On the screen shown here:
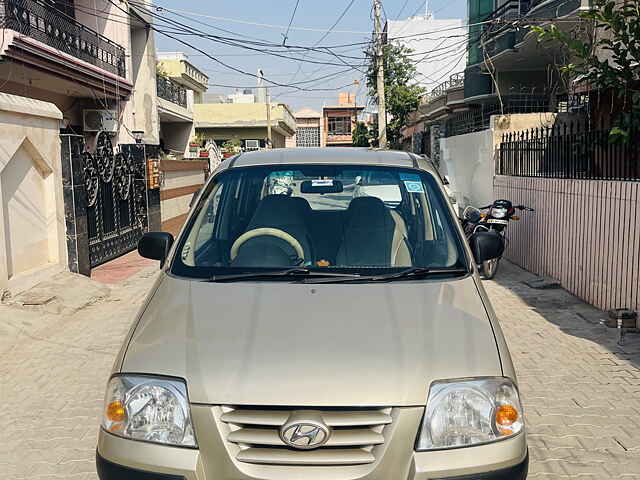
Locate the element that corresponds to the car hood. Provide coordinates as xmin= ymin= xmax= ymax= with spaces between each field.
xmin=122 ymin=274 xmax=501 ymax=406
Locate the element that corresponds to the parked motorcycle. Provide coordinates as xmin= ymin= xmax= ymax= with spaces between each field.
xmin=462 ymin=199 xmax=534 ymax=279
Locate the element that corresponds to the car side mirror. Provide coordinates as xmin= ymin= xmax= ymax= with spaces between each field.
xmin=462 ymin=206 xmax=482 ymax=223
xmin=138 ymin=232 xmax=174 ymax=267
xmin=355 ymin=175 xmax=363 ymax=186
xmin=469 ymin=231 xmax=504 ymax=264
xmin=189 ymin=188 xmax=201 ymax=208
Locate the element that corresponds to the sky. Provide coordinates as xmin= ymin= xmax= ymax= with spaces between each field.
xmin=153 ymin=0 xmax=468 ymax=112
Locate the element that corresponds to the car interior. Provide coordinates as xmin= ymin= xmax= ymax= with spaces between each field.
xmin=179 ymin=166 xmax=460 ymax=271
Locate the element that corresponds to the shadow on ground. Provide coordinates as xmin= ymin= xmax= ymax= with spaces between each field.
xmin=489 ymin=260 xmax=640 ymax=370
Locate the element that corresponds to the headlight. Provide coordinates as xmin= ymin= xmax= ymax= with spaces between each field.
xmin=101 ymin=375 xmax=197 ymax=448
xmin=491 ymin=207 xmax=508 ymax=219
xmin=416 ymin=378 xmax=523 ymax=451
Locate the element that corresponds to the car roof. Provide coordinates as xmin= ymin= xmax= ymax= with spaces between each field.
xmin=220 ymin=147 xmax=437 ymax=174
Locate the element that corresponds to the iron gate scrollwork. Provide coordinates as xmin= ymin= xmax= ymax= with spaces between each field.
xmin=81 ymin=132 xmax=149 ymax=267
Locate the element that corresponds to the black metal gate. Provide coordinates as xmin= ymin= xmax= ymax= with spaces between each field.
xmin=60 ymin=133 xmax=158 ymax=275
xmin=82 ymin=133 xmax=148 ymax=267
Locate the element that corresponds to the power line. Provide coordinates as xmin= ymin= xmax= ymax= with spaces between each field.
xmin=112 ymin=0 xmax=363 ymax=92
xmin=395 ymin=0 xmax=411 ymax=19
xmin=58 ymin=0 xmax=479 ymax=64
xmin=125 ymin=0 xmax=368 ymax=66
xmin=282 ymin=0 xmax=301 ymax=45
xmin=128 ymin=0 xmax=497 ymax=48
xmin=287 ymin=0 xmax=360 ymax=87
xmin=312 ymin=0 xmax=359 ymax=46
xmin=86 ymin=0 xmax=496 ymax=98
xmin=380 ymin=0 xmax=390 ymax=22
xmin=155 ymin=29 xmax=366 ymax=67
xmin=137 ymin=1 xmax=372 ymax=34
xmin=132 ymin=4 xmax=367 ymax=71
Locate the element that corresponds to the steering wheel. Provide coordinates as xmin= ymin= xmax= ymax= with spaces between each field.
xmin=230 ymin=228 xmax=305 ymax=262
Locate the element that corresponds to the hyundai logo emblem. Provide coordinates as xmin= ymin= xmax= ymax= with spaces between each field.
xmin=280 ymin=421 xmax=330 ymax=449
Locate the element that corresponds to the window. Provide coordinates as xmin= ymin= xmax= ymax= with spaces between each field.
xmin=296 ymin=127 xmax=321 ymax=147
xmin=172 ymin=165 xmax=466 ymax=278
xmin=328 ymin=117 xmax=351 ymax=136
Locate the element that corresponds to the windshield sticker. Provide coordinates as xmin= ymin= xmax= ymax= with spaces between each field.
xmin=399 ymin=173 xmax=421 ymax=182
xmin=404 ymin=180 xmax=425 ymax=193
xmin=311 ymin=179 xmax=334 ymax=187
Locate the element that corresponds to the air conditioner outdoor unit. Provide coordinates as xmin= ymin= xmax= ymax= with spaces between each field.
xmin=83 ymin=109 xmax=118 ymax=133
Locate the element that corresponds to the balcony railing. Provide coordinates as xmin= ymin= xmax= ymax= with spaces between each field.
xmin=1 ymin=0 xmax=126 ymax=77
xmin=423 ymin=72 xmax=466 ymax=102
xmin=483 ymin=0 xmax=529 ymax=37
xmin=157 ymin=74 xmax=188 ymax=108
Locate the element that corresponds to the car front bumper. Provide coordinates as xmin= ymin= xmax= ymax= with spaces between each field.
xmin=97 ymin=404 xmax=528 ymax=480
xmin=96 ymin=450 xmax=528 ymax=480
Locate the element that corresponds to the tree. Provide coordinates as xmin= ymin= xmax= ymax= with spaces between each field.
xmin=533 ymin=0 xmax=640 ymax=141
xmin=352 ymin=122 xmax=373 ymax=147
xmin=366 ymin=43 xmax=425 ymax=149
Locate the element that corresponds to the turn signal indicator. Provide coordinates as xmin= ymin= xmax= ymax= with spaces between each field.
xmin=106 ymin=401 xmax=126 ymax=422
xmin=495 ymin=405 xmax=519 ymax=435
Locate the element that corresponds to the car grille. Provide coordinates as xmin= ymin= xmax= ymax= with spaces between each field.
xmin=219 ymin=406 xmax=393 ymax=466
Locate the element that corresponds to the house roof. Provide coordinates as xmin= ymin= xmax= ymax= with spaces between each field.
xmin=295 ymin=107 xmax=321 ymax=118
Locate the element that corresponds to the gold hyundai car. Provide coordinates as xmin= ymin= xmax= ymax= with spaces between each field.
xmin=97 ymin=148 xmax=528 ymax=480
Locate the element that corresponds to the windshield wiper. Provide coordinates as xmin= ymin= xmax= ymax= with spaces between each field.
xmin=207 ymin=268 xmax=362 ymax=282
xmin=302 ymin=267 xmax=469 ymax=284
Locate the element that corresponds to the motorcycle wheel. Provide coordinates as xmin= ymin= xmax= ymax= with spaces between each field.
xmin=482 ymin=258 xmax=500 ymax=279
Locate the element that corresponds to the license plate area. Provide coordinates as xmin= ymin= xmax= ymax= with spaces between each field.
xmin=487 ymin=219 xmax=509 ymax=225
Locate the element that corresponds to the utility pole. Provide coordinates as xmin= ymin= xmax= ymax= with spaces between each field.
xmin=373 ymin=0 xmax=388 ymax=149
xmin=266 ymin=91 xmax=272 ymax=149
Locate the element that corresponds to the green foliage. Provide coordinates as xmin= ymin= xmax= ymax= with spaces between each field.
xmin=222 ymin=139 xmax=242 ymax=153
xmin=352 ymin=122 xmax=374 ymax=147
xmin=366 ymin=43 xmax=425 ymax=149
xmin=532 ymin=0 xmax=640 ymax=141
xmin=156 ymin=63 xmax=168 ymax=77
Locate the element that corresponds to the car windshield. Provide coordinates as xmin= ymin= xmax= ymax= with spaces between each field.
xmin=171 ymin=164 xmax=467 ymax=279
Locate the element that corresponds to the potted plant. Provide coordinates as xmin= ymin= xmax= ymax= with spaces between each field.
xmin=190 ymin=134 xmax=204 ymax=151
xmin=222 ymin=139 xmax=242 ymax=158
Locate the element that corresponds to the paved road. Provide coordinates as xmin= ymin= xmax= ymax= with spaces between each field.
xmin=0 ymin=265 xmax=159 ymax=480
xmin=487 ymin=264 xmax=640 ymax=478
xmin=2 ymin=261 xmax=640 ymax=479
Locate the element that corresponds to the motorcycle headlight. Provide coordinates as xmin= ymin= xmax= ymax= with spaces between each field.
xmin=101 ymin=375 xmax=197 ymax=448
xmin=416 ymin=378 xmax=523 ymax=451
xmin=491 ymin=207 xmax=508 ymax=219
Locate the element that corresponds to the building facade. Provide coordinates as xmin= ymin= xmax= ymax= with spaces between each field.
xmin=285 ymin=108 xmax=323 ymax=148
xmin=399 ymin=0 xmax=591 ymax=204
xmin=385 ymin=14 xmax=466 ymax=92
xmin=0 ymin=0 xmax=161 ymax=286
xmin=195 ymin=102 xmax=296 ymax=151
xmin=156 ymin=52 xmax=209 ymax=160
xmin=322 ymin=93 xmax=364 ymax=147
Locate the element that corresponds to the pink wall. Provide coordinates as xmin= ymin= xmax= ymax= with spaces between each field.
xmin=494 ymin=175 xmax=640 ymax=312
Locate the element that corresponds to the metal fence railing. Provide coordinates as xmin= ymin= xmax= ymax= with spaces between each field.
xmin=423 ymin=72 xmax=465 ymax=103
xmin=1 ymin=0 xmax=126 ymax=77
xmin=498 ymin=122 xmax=640 ymax=181
xmin=157 ymin=75 xmax=188 ymax=108
xmin=444 ymin=95 xmax=551 ymax=137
